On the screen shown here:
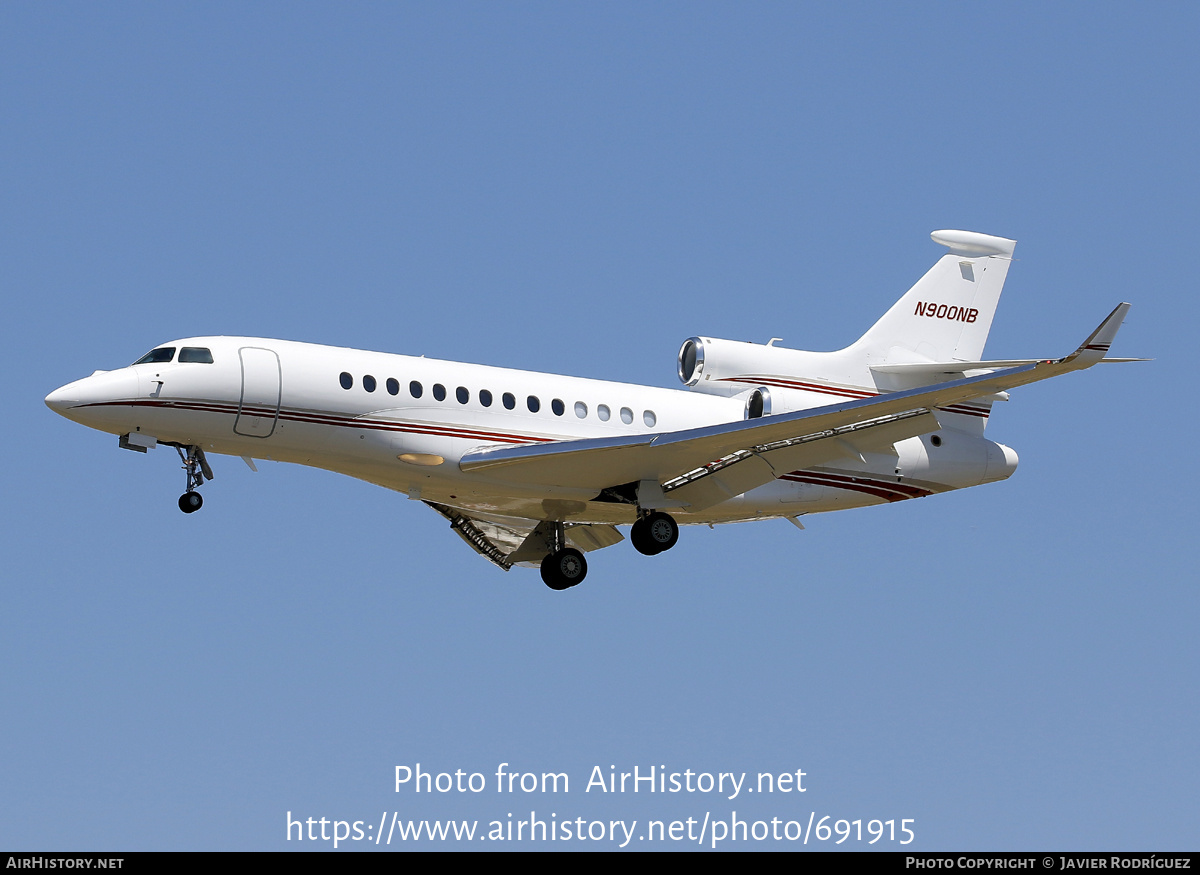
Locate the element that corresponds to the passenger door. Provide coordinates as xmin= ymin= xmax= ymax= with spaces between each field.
xmin=234 ymin=347 xmax=281 ymax=438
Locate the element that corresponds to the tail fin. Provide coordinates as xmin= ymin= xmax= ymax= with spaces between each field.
xmin=851 ymin=230 xmax=1017 ymax=365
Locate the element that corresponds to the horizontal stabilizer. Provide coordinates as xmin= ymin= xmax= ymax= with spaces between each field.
xmin=871 ymin=303 xmax=1144 ymax=377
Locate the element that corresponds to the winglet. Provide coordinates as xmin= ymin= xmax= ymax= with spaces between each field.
xmin=1065 ymin=302 xmax=1131 ymax=367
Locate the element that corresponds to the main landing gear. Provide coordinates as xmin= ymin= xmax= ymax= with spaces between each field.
xmin=630 ymin=510 xmax=679 ymax=556
xmin=540 ymin=512 xmax=679 ymax=589
xmin=540 ymin=521 xmax=588 ymax=590
xmin=541 ymin=548 xmax=587 ymax=591
xmin=173 ymin=444 xmax=213 ymax=514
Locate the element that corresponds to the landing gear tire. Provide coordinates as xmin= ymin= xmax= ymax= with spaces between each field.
xmin=631 ymin=518 xmax=659 ymax=555
xmin=541 ymin=548 xmax=587 ymax=590
xmin=173 ymin=445 xmax=212 ymax=514
xmin=632 ymin=512 xmax=679 ymax=555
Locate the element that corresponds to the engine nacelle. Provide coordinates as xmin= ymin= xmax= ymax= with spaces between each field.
xmin=679 ymin=336 xmax=793 ymax=390
xmin=679 ymin=336 xmax=842 ymax=416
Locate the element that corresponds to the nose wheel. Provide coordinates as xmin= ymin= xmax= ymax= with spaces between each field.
xmin=173 ymin=444 xmax=213 ymax=514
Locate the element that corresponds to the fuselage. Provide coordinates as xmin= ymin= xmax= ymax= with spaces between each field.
xmin=45 ymin=335 xmax=1018 ymax=526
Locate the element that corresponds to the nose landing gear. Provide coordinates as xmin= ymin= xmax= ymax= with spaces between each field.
xmin=173 ymin=444 xmax=213 ymax=514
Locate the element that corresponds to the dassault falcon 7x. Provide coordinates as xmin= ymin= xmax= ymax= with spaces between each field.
xmin=46 ymin=230 xmax=1139 ymax=589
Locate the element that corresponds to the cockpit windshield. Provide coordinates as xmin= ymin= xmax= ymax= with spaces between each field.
xmin=133 ymin=347 xmax=176 ymax=365
xmin=131 ymin=346 xmax=214 ymax=365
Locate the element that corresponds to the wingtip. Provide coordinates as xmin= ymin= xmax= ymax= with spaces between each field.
xmin=1073 ymin=302 xmax=1131 ymax=361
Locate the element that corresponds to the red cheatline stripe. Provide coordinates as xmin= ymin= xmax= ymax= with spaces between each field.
xmin=779 ymin=474 xmax=906 ymax=503
xmin=77 ymin=399 xmax=557 ymax=445
xmin=779 ymin=470 xmax=934 ymax=502
xmin=723 ymin=377 xmax=990 ymax=417
xmin=939 ymin=404 xmax=991 ymax=419
xmin=723 ymin=376 xmax=876 ymax=399
xmin=796 ymin=470 xmax=933 ymax=498
xmin=274 ymin=408 xmax=556 ymax=443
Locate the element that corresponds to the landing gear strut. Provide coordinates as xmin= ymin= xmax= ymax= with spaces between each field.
xmin=631 ymin=510 xmax=679 ymax=556
xmin=540 ymin=521 xmax=588 ymax=590
xmin=174 ymin=445 xmax=213 ymax=514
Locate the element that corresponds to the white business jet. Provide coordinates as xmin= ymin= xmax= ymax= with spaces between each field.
xmin=46 ymin=230 xmax=1138 ymax=589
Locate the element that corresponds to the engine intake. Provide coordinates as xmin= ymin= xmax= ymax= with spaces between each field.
xmin=745 ymin=387 xmax=771 ymax=419
xmin=678 ymin=338 xmax=705 ymax=385
xmin=678 ymin=336 xmax=819 ymax=395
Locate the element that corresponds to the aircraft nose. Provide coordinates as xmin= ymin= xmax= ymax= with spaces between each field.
xmin=45 ymin=370 xmax=138 ymax=426
xmin=45 ymin=382 xmax=78 ymax=414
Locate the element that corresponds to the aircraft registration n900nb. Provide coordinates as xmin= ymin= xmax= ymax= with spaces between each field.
xmin=46 ymin=230 xmax=1141 ymax=590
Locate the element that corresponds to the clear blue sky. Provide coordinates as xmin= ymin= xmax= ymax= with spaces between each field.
xmin=2 ymin=2 xmax=1195 ymax=850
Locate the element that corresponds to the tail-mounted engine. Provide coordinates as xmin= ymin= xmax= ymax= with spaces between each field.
xmin=678 ymin=336 xmax=828 ymax=390
xmin=678 ymin=333 xmax=999 ymax=431
xmin=678 ymin=336 xmax=835 ymax=418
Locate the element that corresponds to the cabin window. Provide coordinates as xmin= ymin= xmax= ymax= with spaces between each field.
xmin=433 ymin=384 xmax=446 ymax=401
xmin=479 ymin=389 xmax=493 ymax=407
xmin=178 ymin=347 xmax=213 ymax=364
xmin=527 ymin=395 xmax=540 ymax=413
xmin=134 ymin=347 xmax=176 ymax=365
xmin=503 ymin=392 xmax=516 ymax=410
xmin=551 ymin=398 xmax=565 ymax=416
xmin=339 ymin=372 xmax=353 ymax=390
xmin=386 ymin=378 xmax=399 ymax=395
xmin=597 ymin=404 xmax=611 ymax=422
xmin=363 ymin=375 xmax=377 ymax=393
xmin=410 ymin=381 xmax=423 ymax=398
xmin=643 ymin=410 xmax=657 ymax=427
xmin=620 ymin=406 xmax=633 ymax=424
xmin=574 ymin=401 xmax=588 ymax=418
xmin=456 ymin=386 xmax=469 ymax=404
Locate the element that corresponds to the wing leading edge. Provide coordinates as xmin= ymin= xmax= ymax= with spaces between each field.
xmin=460 ymin=304 xmax=1133 ymax=503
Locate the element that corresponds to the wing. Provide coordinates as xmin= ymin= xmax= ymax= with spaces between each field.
xmin=460 ymin=304 xmax=1132 ymax=509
